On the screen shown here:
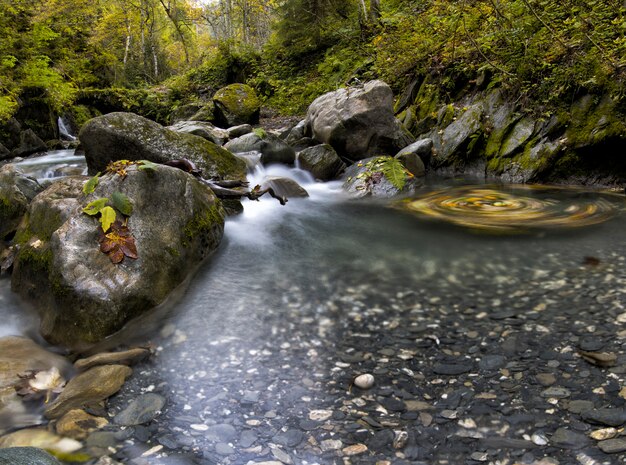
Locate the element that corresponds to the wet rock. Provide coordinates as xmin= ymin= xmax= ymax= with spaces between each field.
xmin=535 ymin=373 xmax=557 ymax=386
xmin=500 ymin=118 xmax=535 ymax=157
xmin=342 ymin=443 xmax=368 ymax=456
xmin=45 ymin=365 xmax=132 ymax=419
xmin=12 ymin=165 xmax=225 ymax=348
xmin=79 ymin=112 xmax=246 ymax=180
xmin=113 ymin=393 xmax=165 ymax=426
xmin=272 ymin=430 xmax=303 ymax=447
xmin=226 ymin=124 xmax=252 ymax=139
xmin=206 ymin=423 xmax=237 ymax=443
xmin=394 ymin=150 xmax=425 ymax=178
xmin=168 ymin=121 xmax=229 ymax=146
xmin=0 ymin=447 xmax=61 ymax=465
xmin=297 ymin=144 xmax=346 ymax=181
xmin=597 ymin=438 xmax=626 ymax=453
xmin=212 ymin=84 xmax=261 ymax=127
xmin=343 ymin=156 xmax=421 ymax=198
xmin=589 ymin=427 xmax=618 ymax=440
xmin=429 ymin=104 xmax=483 ymax=167
xmin=550 ymin=427 xmax=589 ymax=449
xmin=56 ymin=409 xmax=108 ymax=439
xmin=579 ymin=351 xmax=617 ymax=367
xmin=260 ymin=176 xmax=308 ymax=198
xmin=0 ymin=336 xmax=71 ymax=434
xmin=225 ymin=132 xmax=296 ymax=165
xmin=215 ymin=442 xmax=235 ymax=455
xmin=540 ymin=387 xmax=570 ymax=399
xmin=0 ymin=165 xmax=42 ymax=240
xmin=74 ymin=348 xmax=151 ymax=371
xmin=305 ymin=80 xmax=413 ymax=161
xmin=581 ymin=408 xmax=626 ymax=427
xmin=432 ymin=362 xmax=473 ymax=375
xmin=0 ymin=428 xmax=82 ymax=454
xmin=566 ymin=400 xmax=594 ymax=414
xmin=478 ymin=355 xmax=506 ymax=370
xmin=354 ymin=373 xmax=375 ymax=389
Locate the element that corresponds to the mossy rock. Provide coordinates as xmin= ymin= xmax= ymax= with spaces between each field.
xmin=0 ymin=165 xmax=43 ymax=241
xmin=343 ymin=156 xmax=421 ymax=198
xmin=79 ymin=112 xmax=246 ymax=181
xmin=212 ymin=84 xmax=261 ymax=128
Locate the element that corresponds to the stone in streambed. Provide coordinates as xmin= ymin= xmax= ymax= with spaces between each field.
xmin=597 ymin=438 xmax=626 ymax=453
xmin=225 ymin=132 xmax=296 ymax=165
xmin=0 ymin=428 xmax=82 ymax=455
xmin=114 ymin=393 xmax=165 ymax=426
xmin=551 ymin=427 xmax=589 ymax=449
xmin=581 ymin=408 xmax=626 ymax=427
xmin=56 ymin=409 xmax=108 ymax=439
xmin=45 ymin=365 xmax=132 ymax=419
xmin=354 ymin=374 xmax=375 ymax=389
xmin=74 ymin=348 xmax=151 ymax=371
xmin=0 ymin=165 xmax=42 ymax=241
xmin=432 ymin=363 xmax=473 ymax=375
xmin=213 ymin=84 xmax=261 ymax=127
xmin=297 ymin=144 xmax=346 ymax=181
xmin=260 ymin=177 xmax=308 ymax=198
xmin=0 ymin=447 xmax=61 ymax=465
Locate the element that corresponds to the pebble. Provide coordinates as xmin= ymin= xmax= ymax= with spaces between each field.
xmin=114 ymin=393 xmax=165 ymax=426
xmin=581 ymin=408 xmax=626 ymax=427
xmin=531 ymin=432 xmax=549 ymax=446
xmin=470 ymin=451 xmax=488 ymax=461
xmin=342 ymin=443 xmax=368 ymax=456
xmin=550 ymin=428 xmax=589 ymax=449
xmin=432 ymin=363 xmax=472 ymax=375
xmin=540 ymin=387 xmax=570 ymax=399
xmin=354 ymin=373 xmax=375 ymax=389
xmin=597 ymin=438 xmax=626 ymax=453
xmin=535 ymin=373 xmax=557 ymax=386
xmin=589 ymin=427 xmax=618 ymax=440
xmin=320 ymin=439 xmax=342 ymax=451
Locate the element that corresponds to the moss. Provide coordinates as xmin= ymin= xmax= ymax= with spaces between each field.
xmin=438 ymin=104 xmax=455 ymax=128
xmin=182 ymin=202 xmax=224 ymax=247
xmin=165 ymin=246 xmax=181 ymax=257
xmin=565 ymin=95 xmax=626 ymax=148
xmin=253 ymin=127 xmax=267 ymax=139
xmin=414 ymin=81 xmax=440 ymax=121
xmin=213 ymin=83 xmax=261 ymax=119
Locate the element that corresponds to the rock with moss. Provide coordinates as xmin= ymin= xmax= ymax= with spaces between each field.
xmin=395 ymin=138 xmax=432 ymax=175
xmin=297 ymin=144 xmax=346 ymax=180
xmin=0 ymin=447 xmax=61 ymax=465
xmin=169 ymin=103 xmax=206 ymax=124
xmin=79 ymin=112 xmax=246 ymax=181
xmin=343 ymin=156 xmax=421 ymax=198
xmin=212 ymin=84 xmax=261 ymax=127
xmin=11 ymin=166 xmax=225 ymax=349
xmin=0 ymin=165 xmax=43 ymax=241
xmin=168 ymin=121 xmax=229 ymax=146
xmin=304 ymin=80 xmax=414 ymax=161
xmin=225 ymin=132 xmax=295 ymax=165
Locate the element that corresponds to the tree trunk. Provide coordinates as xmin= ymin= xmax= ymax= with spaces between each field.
xmin=369 ymin=0 xmax=380 ymax=22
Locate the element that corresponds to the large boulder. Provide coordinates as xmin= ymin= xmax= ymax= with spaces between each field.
xmin=11 ymin=166 xmax=225 ymax=349
xmin=304 ymin=80 xmax=414 ymax=161
xmin=0 ymin=165 xmax=42 ymax=241
xmin=225 ymin=132 xmax=296 ymax=165
xmin=297 ymin=144 xmax=346 ymax=180
xmin=212 ymin=84 xmax=261 ymax=127
xmin=343 ymin=156 xmax=421 ymax=198
xmin=12 ymin=129 xmax=47 ymax=158
xmin=79 ymin=112 xmax=246 ymax=181
xmin=168 ymin=121 xmax=229 ymax=146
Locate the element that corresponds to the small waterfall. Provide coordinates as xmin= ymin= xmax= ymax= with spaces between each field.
xmin=57 ymin=116 xmax=76 ymax=141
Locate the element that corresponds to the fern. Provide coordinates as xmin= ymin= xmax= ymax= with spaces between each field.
xmin=380 ymin=158 xmax=409 ymax=190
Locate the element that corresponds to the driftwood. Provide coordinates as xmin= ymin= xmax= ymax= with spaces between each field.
xmin=163 ymin=159 xmax=287 ymax=205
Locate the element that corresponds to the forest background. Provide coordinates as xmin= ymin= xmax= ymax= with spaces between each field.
xmin=1 ymin=0 xmax=625 ymax=127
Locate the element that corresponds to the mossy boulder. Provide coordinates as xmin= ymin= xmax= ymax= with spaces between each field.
xmin=343 ymin=156 xmax=421 ymax=198
xmin=79 ymin=112 xmax=246 ymax=181
xmin=11 ymin=166 xmax=225 ymax=349
xmin=304 ymin=80 xmax=414 ymax=161
xmin=168 ymin=121 xmax=229 ymax=146
xmin=297 ymin=144 xmax=346 ymax=180
xmin=0 ymin=165 xmax=43 ymax=241
xmin=212 ymin=84 xmax=261 ymax=127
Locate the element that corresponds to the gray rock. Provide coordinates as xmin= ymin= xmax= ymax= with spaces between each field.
xmin=225 ymin=132 xmax=296 ymax=165
xmin=304 ymin=80 xmax=414 ymax=161
xmin=478 ymin=355 xmax=506 ymax=371
xmin=581 ymin=408 xmax=626 ymax=427
xmin=239 ymin=430 xmax=257 ymax=448
xmin=168 ymin=121 xmax=229 ymax=146
xmin=45 ymin=365 xmax=132 ymax=419
xmin=0 ymin=164 xmax=42 ymax=240
xmin=212 ymin=84 xmax=261 ymax=127
xmin=500 ymin=118 xmax=535 ymax=157
xmin=169 ymin=103 xmax=206 ymax=125
xmin=12 ymin=166 xmax=224 ymax=348
xmin=12 ymin=129 xmax=47 ymax=158
xmin=206 ymin=423 xmax=238 ymax=442
xmin=540 ymin=387 xmax=570 ymax=399
xmin=273 ymin=429 xmax=303 ymax=447
xmin=114 ymin=393 xmax=166 ymax=426
xmin=297 ymin=144 xmax=346 ymax=180
xmin=0 ymin=143 xmax=10 ymax=161
xmin=429 ymin=104 xmax=483 ymax=167
xmin=550 ymin=427 xmax=589 ymax=449
xmin=227 ymin=124 xmax=252 ymax=138
xmin=79 ymin=112 xmax=246 ymax=181
xmin=0 ymin=447 xmax=60 ymax=465
xmin=432 ymin=363 xmax=473 ymax=375
xmin=395 ymin=138 xmax=433 ymax=167
xmin=597 ymin=438 xmax=626 ymax=453
xmin=260 ymin=177 xmax=309 ymax=199
xmin=284 ymin=120 xmax=306 ymax=145
xmin=395 ymin=151 xmax=425 ymax=178
xmin=343 ymin=156 xmax=421 ymax=198
xmin=215 ymin=442 xmax=235 ymax=455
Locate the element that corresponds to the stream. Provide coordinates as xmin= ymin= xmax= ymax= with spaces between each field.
xmin=2 ymin=151 xmax=626 ymax=464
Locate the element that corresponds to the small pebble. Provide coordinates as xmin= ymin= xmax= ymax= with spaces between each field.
xmin=354 ymin=374 xmax=375 ymax=389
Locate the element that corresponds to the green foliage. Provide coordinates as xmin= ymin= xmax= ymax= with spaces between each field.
xmin=380 ymin=157 xmax=410 ymax=190
xmin=99 ymin=206 xmax=117 ymax=232
xmin=111 ymin=191 xmax=133 ymax=216
xmin=83 ymin=173 xmax=100 ymax=195
xmin=82 ymin=198 xmax=109 ymax=216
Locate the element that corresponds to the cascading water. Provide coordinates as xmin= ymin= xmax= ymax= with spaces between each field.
xmin=57 ymin=116 xmax=76 ymax=141
xmin=12 ymin=149 xmax=87 ymax=182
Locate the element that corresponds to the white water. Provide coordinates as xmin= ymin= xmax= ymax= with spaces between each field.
xmin=13 ymin=149 xmax=87 ymax=182
xmin=57 ymin=116 xmax=76 ymax=141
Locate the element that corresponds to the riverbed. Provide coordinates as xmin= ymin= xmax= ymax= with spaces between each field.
xmin=2 ymin=152 xmax=626 ymax=464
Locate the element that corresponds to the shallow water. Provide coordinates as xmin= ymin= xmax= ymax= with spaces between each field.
xmin=2 ymin=154 xmax=626 ymax=463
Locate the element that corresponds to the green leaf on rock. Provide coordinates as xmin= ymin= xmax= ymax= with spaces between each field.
xmin=137 ymin=160 xmax=158 ymax=171
xmin=83 ymin=173 xmax=101 ymax=195
xmin=381 ymin=158 xmax=409 ymax=190
xmin=111 ymin=191 xmax=133 ymax=216
xmin=82 ymin=197 xmax=109 ymax=216
xmin=99 ymin=206 xmax=116 ymax=232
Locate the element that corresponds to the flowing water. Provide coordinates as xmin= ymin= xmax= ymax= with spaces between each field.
xmin=2 ymin=151 xmax=626 ymax=463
